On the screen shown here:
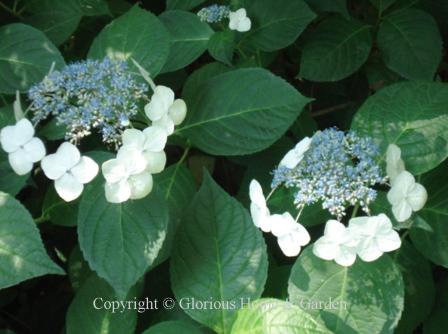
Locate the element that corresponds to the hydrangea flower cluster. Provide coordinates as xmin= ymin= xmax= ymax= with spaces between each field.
xmin=272 ymin=128 xmax=386 ymax=219
xmin=198 ymin=5 xmax=251 ymax=32
xmin=27 ymin=58 xmax=148 ymax=145
xmin=249 ymin=129 xmax=428 ymax=267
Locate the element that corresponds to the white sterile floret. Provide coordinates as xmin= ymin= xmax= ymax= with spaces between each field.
xmin=0 ymin=119 xmax=46 ymax=175
xmin=228 ymin=8 xmax=251 ymax=32
xmin=348 ymin=214 xmax=401 ymax=262
xmin=279 ymin=137 xmax=312 ymax=169
xmin=313 ymin=220 xmax=359 ymax=266
xmin=121 ymin=127 xmax=167 ymax=174
xmin=387 ymin=171 xmax=427 ymax=222
xmin=249 ymin=179 xmax=272 ymax=232
xmin=270 ymin=212 xmax=310 ymax=257
xmin=144 ymin=85 xmax=187 ymax=135
xmin=386 ymin=144 xmax=405 ymax=184
xmin=41 ymin=142 xmax=98 ymax=202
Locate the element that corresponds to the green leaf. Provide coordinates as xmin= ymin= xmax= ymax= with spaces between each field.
xmin=208 ymin=31 xmax=235 ymax=66
xmin=177 ymin=68 xmax=311 ymax=156
xmin=88 ymin=5 xmax=170 ymax=77
xmin=423 ymin=278 xmax=448 ymax=334
xmin=77 ymin=179 xmax=168 ymax=297
xmin=170 ymin=173 xmax=268 ymax=333
xmin=159 ymin=10 xmax=213 ymax=73
xmin=238 ymin=0 xmax=316 ymax=52
xmin=152 ymin=163 xmax=196 ymax=266
xmin=305 ymin=0 xmax=349 ymax=18
xmin=351 ymin=81 xmax=448 ymax=175
xmin=25 ymin=0 xmax=82 ymax=45
xmin=0 ymin=23 xmax=65 ymax=94
xmin=0 ymin=192 xmax=64 ymax=289
xmin=369 ymin=0 xmax=397 ymax=12
xmin=410 ymin=160 xmax=448 ymax=268
xmin=299 ymin=17 xmax=372 ymax=82
xmin=68 ymin=246 xmax=92 ymax=291
xmin=38 ymin=118 xmax=66 ymax=141
xmin=66 ymin=274 xmax=137 ymax=334
xmin=288 ymin=247 xmax=404 ymax=334
xmin=394 ymin=241 xmax=435 ymax=334
xmin=377 ymin=9 xmax=442 ymax=80
xmin=42 ymin=186 xmax=79 ymax=227
xmin=166 ymin=0 xmax=206 ymax=11
xmin=231 ymin=298 xmax=332 ymax=334
xmin=142 ymin=320 xmax=202 ymax=334
xmin=77 ymin=0 xmax=110 ymax=16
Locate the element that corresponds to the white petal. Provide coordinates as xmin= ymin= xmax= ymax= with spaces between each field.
xmin=143 ymin=126 xmax=168 ymax=152
xmin=8 ymin=149 xmax=32 ymax=175
xmin=144 ymin=96 xmax=166 ymax=121
xmin=277 ymin=234 xmax=301 ymax=257
xmin=249 ymin=179 xmax=267 ymax=208
xmin=54 ymin=173 xmax=84 ymax=202
xmin=313 ymin=238 xmax=338 ymax=261
xmin=323 ymin=220 xmax=347 ymax=241
xmin=237 ymin=17 xmax=251 ymax=32
xmin=250 ymin=202 xmax=271 ymax=232
xmin=122 ymin=128 xmax=145 ymax=149
xmin=22 ymin=137 xmax=46 ymax=162
xmin=0 ymin=118 xmax=34 ymax=152
xmin=101 ymin=158 xmax=127 ymax=183
xmin=291 ymin=223 xmax=311 ymax=246
xmin=235 ymin=8 xmax=247 ymax=19
xmin=270 ymin=212 xmax=295 ymax=237
xmin=168 ymin=99 xmax=187 ymax=125
xmin=55 ymin=142 xmax=81 ymax=170
xmin=116 ymin=147 xmax=147 ymax=175
xmin=279 ymin=137 xmax=312 ymax=169
xmin=347 ymin=216 xmax=371 ymax=233
xmin=408 ymin=183 xmax=427 ymax=212
xmin=70 ymin=156 xmax=99 ymax=184
xmin=386 ymin=144 xmax=405 ymax=182
xmin=143 ymin=151 xmax=166 ymax=174
xmin=128 ymin=171 xmax=153 ymax=200
xmin=392 ymin=200 xmax=412 ymax=222
xmin=357 ymin=239 xmax=383 ymax=262
xmin=387 ymin=171 xmax=415 ymax=205
xmin=152 ymin=114 xmax=175 ymax=135
xmin=334 ymin=248 xmax=357 ymax=267
xmin=377 ymin=229 xmax=401 ymax=253
xmin=105 ymin=180 xmax=131 ymax=203
xmin=41 ymin=154 xmax=69 ymax=180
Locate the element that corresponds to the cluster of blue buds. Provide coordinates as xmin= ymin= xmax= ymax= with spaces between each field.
xmin=272 ymin=128 xmax=387 ymax=219
xmin=197 ymin=4 xmax=230 ymax=23
xmin=28 ymin=58 xmax=148 ymax=145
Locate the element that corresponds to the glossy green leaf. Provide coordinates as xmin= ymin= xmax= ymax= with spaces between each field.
xmin=378 ymin=9 xmax=442 ymax=80
xmin=369 ymin=0 xmax=397 ymax=12
xmin=238 ymin=0 xmax=316 ymax=52
xmin=78 ymin=179 xmax=168 ymax=297
xmin=77 ymin=0 xmax=110 ymax=16
xmin=42 ymin=186 xmax=79 ymax=227
xmin=177 ymin=67 xmax=311 ymax=155
xmin=423 ymin=278 xmax=448 ymax=334
xmin=231 ymin=298 xmax=332 ymax=334
xmin=88 ymin=5 xmax=170 ymax=77
xmin=410 ymin=160 xmax=448 ymax=268
xmin=0 ymin=192 xmax=64 ymax=289
xmin=160 ymin=10 xmax=213 ymax=73
xmin=351 ymin=81 xmax=448 ymax=175
xmin=170 ymin=173 xmax=268 ymax=333
xmin=299 ymin=17 xmax=372 ymax=82
xmin=166 ymin=0 xmax=206 ymax=11
xmin=142 ymin=320 xmax=202 ymax=334
xmin=305 ymin=0 xmax=349 ymax=18
xmin=66 ymin=274 xmax=137 ymax=334
xmin=208 ymin=31 xmax=235 ymax=65
xmin=0 ymin=23 xmax=65 ymax=94
xmin=288 ymin=247 xmax=404 ymax=334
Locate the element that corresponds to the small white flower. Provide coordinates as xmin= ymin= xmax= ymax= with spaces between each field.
xmin=348 ymin=214 xmax=401 ymax=262
xmin=41 ymin=142 xmax=98 ymax=202
xmin=121 ymin=127 xmax=167 ymax=174
xmin=0 ymin=119 xmax=46 ymax=175
xmin=144 ymin=86 xmax=187 ymax=135
xmin=270 ymin=212 xmax=310 ymax=257
xmin=279 ymin=137 xmax=312 ymax=169
xmin=386 ymin=144 xmax=405 ymax=183
xmin=313 ymin=220 xmax=359 ymax=267
xmin=102 ymin=147 xmax=153 ymax=203
xmin=228 ymin=8 xmax=251 ymax=32
xmin=387 ymin=171 xmax=427 ymax=222
xmin=249 ymin=179 xmax=272 ymax=232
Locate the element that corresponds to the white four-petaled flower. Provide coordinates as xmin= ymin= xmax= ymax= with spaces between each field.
xmin=387 ymin=171 xmax=427 ymax=222
xmin=228 ymin=8 xmax=251 ymax=32
xmin=249 ymin=179 xmax=272 ymax=232
xmin=41 ymin=142 xmax=98 ymax=202
xmin=348 ymin=214 xmax=401 ymax=262
xmin=279 ymin=137 xmax=312 ymax=169
xmin=144 ymin=85 xmax=187 ymax=135
xmin=386 ymin=144 xmax=405 ymax=184
xmin=313 ymin=220 xmax=358 ymax=266
xmin=0 ymin=119 xmax=46 ymax=175
xmin=270 ymin=212 xmax=310 ymax=257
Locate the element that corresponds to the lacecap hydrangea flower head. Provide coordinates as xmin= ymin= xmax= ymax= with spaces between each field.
xmin=0 ymin=57 xmax=187 ymax=204
xmin=249 ymin=128 xmax=428 ymax=267
xmin=198 ymin=4 xmax=251 ymax=32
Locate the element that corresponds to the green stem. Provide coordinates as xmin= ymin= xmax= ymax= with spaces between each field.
xmin=0 ymin=0 xmax=23 ymax=18
xmin=351 ymin=204 xmax=360 ymax=219
xmin=177 ymin=144 xmax=191 ymax=166
xmin=34 ymin=214 xmax=49 ymax=224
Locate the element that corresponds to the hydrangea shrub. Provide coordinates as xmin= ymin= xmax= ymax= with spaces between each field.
xmin=0 ymin=1 xmax=447 ymax=333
